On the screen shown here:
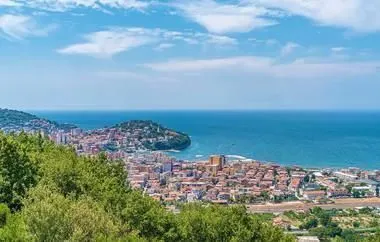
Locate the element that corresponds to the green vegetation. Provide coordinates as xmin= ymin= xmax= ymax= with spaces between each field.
xmin=117 ymin=120 xmax=191 ymax=151
xmin=282 ymin=206 xmax=380 ymax=241
xmin=0 ymin=132 xmax=292 ymax=241
xmin=0 ymin=108 xmax=76 ymax=132
xmin=0 ymin=109 xmax=40 ymax=126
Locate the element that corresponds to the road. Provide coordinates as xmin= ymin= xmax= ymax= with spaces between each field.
xmin=246 ymin=198 xmax=380 ymax=213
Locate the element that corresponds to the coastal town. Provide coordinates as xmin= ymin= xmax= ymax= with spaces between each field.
xmin=1 ymin=109 xmax=379 ymax=206
xmin=50 ymin=120 xmax=191 ymax=154
xmin=0 ymin=109 xmax=191 ymax=154
xmin=2 ymin=109 xmax=380 ymax=241
xmin=125 ymin=153 xmax=380 ymax=206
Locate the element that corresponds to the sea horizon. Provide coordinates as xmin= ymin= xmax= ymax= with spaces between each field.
xmin=30 ymin=110 xmax=380 ymax=170
xmin=23 ymin=108 xmax=380 ymax=113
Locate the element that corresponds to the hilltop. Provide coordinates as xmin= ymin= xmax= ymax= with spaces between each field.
xmin=73 ymin=120 xmax=191 ymax=154
xmin=0 ymin=109 xmax=191 ymax=153
xmin=113 ymin=120 xmax=191 ymax=151
xmin=0 ymin=108 xmax=76 ymax=133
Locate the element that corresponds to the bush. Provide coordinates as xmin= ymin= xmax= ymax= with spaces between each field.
xmin=353 ymin=221 xmax=360 ymax=228
xmin=300 ymin=218 xmax=318 ymax=230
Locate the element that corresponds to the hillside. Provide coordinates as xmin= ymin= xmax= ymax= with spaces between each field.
xmin=0 ymin=108 xmax=76 ymax=132
xmin=0 ymin=132 xmax=295 ymax=241
xmin=0 ymin=109 xmax=190 ymax=153
xmin=113 ymin=120 xmax=191 ymax=151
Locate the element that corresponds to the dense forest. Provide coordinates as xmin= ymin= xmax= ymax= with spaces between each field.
xmin=0 ymin=131 xmax=293 ymax=241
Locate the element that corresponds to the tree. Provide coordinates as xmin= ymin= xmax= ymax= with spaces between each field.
xmin=319 ymin=213 xmax=332 ymax=226
xmin=0 ymin=133 xmax=296 ymax=242
xmin=353 ymin=190 xmax=361 ymax=198
xmin=0 ymin=136 xmax=38 ymax=211
xmin=176 ymin=204 xmax=294 ymax=242
xmin=352 ymin=221 xmax=360 ymax=228
xmin=0 ymin=204 xmax=10 ymax=228
xmin=361 ymin=190 xmax=366 ymax=197
xmin=22 ymin=186 xmax=128 ymax=241
xmin=260 ymin=191 xmax=270 ymax=201
xmin=310 ymin=223 xmax=342 ymax=239
xmin=300 ymin=218 xmax=318 ymax=230
xmin=340 ymin=229 xmax=360 ymax=242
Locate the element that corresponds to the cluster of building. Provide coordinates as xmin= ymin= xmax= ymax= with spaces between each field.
xmin=3 ymin=115 xmax=379 ymax=205
xmin=125 ymin=153 xmax=380 ymax=204
xmin=48 ymin=123 xmax=177 ymax=155
xmin=1 ymin=119 xmax=60 ymax=134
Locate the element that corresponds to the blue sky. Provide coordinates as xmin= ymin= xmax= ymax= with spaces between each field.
xmin=1 ymin=0 xmax=380 ymax=110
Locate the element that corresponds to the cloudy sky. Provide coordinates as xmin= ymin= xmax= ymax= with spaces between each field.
xmin=1 ymin=0 xmax=380 ymax=110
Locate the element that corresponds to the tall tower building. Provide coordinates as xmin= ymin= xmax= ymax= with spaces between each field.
xmin=209 ymin=155 xmax=226 ymax=171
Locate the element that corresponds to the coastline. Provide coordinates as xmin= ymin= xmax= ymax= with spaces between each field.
xmin=34 ymin=110 xmax=380 ymax=170
xmin=168 ymin=151 xmax=378 ymax=171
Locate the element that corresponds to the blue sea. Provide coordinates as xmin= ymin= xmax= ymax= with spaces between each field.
xmin=33 ymin=110 xmax=380 ymax=170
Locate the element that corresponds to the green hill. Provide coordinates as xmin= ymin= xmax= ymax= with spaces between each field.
xmin=114 ymin=120 xmax=191 ymax=151
xmin=0 ymin=108 xmax=76 ymax=132
xmin=0 ymin=132 xmax=294 ymax=241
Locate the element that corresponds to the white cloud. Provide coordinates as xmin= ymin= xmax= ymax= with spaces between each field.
xmin=3 ymin=0 xmax=380 ymax=34
xmin=203 ymin=34 xmax=237 ymax=45
xmin=143 ymin=56 xmax=380 ymax=78
xmin=154 ymin=43 xmax=174 ymax=51
xmin=172 ymin=0 xmax=280 ymax=33
xmin=94 ymin=70 xmax=179 ymax=83
xmin=281 ymin=42 xmax=300 ymax=56
xmin=58 ymin=28 xmax=157 ymax=58
xmin=173 ymin=0 xmax=380 ymax=34
xmin=143 ymin=56 xmax=274 ymax=72
xmin=331 ymin=47 xmax=346 ymax=52
xmin=0 ymin=0 xmax=20 ymax=6
xmin=6 ymin=0 xmax=150 ymax=12
xmin=0 ymin=14 xmax=55 ymax=40
xmin=253 ymin=0 xmax=380 ymax=33
xmin=95 ymin=70 xmax=149 ymax=80
xmin=249 ymin=38 xmax=279 ymax=46
xmin=58 ymin=27 xmax=237 ymax=57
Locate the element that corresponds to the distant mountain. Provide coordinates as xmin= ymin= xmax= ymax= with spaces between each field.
xmin=0 ymin=108 xmax=76 ymax=133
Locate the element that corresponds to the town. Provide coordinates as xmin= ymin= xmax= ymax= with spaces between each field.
xmin=1 ymin=109 xmax=379 ymax=206
xmin=2 ymin=109 xmax=380 ymax=241
xmin=125 ymin=153 xmax=380 ymax=205
xmin=0 ymin=108 xmax=191 ymax=154
xmin=50 ymin=120 xmax=191 ymax=154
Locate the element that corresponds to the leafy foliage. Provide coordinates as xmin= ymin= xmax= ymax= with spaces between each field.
xmin=0 ymin=132 xmax=294 ymax=241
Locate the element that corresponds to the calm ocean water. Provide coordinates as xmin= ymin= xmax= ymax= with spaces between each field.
xmin=33 ymin=110 xmax=380 ymax=170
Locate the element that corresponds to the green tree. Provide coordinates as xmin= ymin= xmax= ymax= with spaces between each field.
xmin=176 ymin=203 xmax=294 ymax=242
xmin=353 ymin=190 xmax=361 ymax=198
xmin=0 ymin=136 xmax=38 ymax=211
xmin=300 ymin=218 xmax=318 ymax=230
xmin=319 ymin=213 xmax=332 ymax=226
xmin=340 ymin=229 xmax=360 ymax=242
xmin=352 ymin=221 xmax=360 ymax=228
xmin=0 ymin=204 xmax=10 ymax=228
xmin=0 ymin=133 xmax=296 ymax=242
